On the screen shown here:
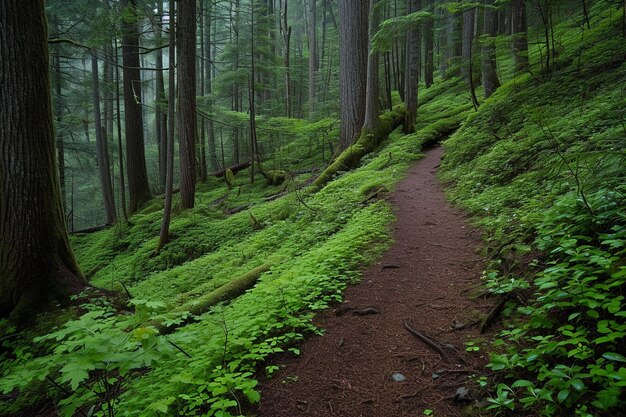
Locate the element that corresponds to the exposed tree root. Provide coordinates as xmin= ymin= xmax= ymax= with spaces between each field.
xmin=404 ymin=320 xmax=452 ymax=363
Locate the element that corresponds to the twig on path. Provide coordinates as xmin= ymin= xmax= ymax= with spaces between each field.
xmin=395 ymin=383 xmax=432 ymax=402
xmin=480 ymin=293 xmax=513 ymax=333
xmin=352 ymin=307 xmax=380 ymax=316
xmin=403 ymin=320 xmax=452 ymax=363
xmin=379 ymin=263 xmax=401 ymax=272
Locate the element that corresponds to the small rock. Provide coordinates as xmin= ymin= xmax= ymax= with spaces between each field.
xmin=432 ymin=371 xmax=440 ymax=380
xmin=392 ymin=373 xmax=406 ymax=382
xmin=454 ymin=387 xmax=471 ymax=402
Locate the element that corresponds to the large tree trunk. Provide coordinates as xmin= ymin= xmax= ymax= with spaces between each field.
xmin=338 ymin=0 xmax=369 ymax=151
xmin=178 ymin=0 xmax=197 ymax=209
xmin=92 ymin=51 xmax=117 ymax=224
xmin=363 ymin=0 xmax=381 ymax=133
xmin=0 ymin=0 xmax=86 ymax=320
xmin=511 ymin=0 xmax=528 ymax=71
xmin=404 ymin=0 xmax=421 ymax=134
xmin=121 ymin=0 xmax=152 ymax=213
xmin=482 ymin=0 xmax=501 ymax=98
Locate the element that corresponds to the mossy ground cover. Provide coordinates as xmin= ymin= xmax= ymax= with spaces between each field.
xmin=440 ymin=4 xmax=626 ymax=416
xmin=0 ymin=77 xmax=470 ymax=415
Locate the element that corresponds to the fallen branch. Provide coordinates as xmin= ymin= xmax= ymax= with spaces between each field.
xmin=209 ymin=161 xmax=251 ymax=178
xmin=404 ymin=320 xmax=452 ymax=363
xmin=69 ymin=223 xmax=112 ymax=235
xmin=480 ymin=293 xmax=513 ymax=333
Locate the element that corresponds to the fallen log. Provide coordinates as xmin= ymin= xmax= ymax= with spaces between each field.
xmin=69 ymin=223 xmax=112 ymax=235
xmin=312 ymin=105 xmax=407 ymax=190
xmin=156 ymin=263 xmax=271 ymax=334
xmin=209 ymin=161 xmax=251 ymax=178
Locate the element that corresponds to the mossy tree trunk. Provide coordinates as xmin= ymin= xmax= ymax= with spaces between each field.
xmin=338 ymin=0 xmax=369 ymax=151
xmin=0 ymin=0 xmax=86 ymax=320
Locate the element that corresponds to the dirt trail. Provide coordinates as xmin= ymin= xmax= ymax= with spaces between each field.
xmin=257 ymin=146 xmax=494 ymax=417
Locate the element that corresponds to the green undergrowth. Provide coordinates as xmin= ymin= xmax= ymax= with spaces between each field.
xmin=1 ymin=81 xmax=470 ymax=416
xmin=440 ymin=5 xmax=626 ymax=416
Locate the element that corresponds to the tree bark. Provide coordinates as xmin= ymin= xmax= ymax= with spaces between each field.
xmin=308 ymin=0 xmax=318 ymax=119
xmin=423 ymin=0 xmax=434 ymax=88
xmin=205 ymin=1 xmax=219 ymax=171
xmin=0 ymin=0 xmax=86 ymax=320
xmin=281 ymin=0 xmax=292 ymax=117
xmin=338 ymin=0 xmax=369 ymax=151
xmin=178 ymin=0 xmax=197 ymax=209
xmin=157 ymin=0 xmax=177 ymax=252
xmin=445 ymin=3 xmax=462 ymax=78
xmin=363 ymin=0 xmax=381 ymax=133
xmin=121 ymin=0 xmax=152 ymax=213
xmin=482 ymin=0 xmax=500 ymax=98
xmin=92 ymin=51 xmax=117 ymax=224
xmin=51 ymin=15 xmax=66 ymax=214
xmin=156 ymin=0 xmax=167 ymax=192
xmin=404 ymin=0 xmax=421 ymax=134
xmin=461 ymin=7 xmax=475 ymax=85
xmin=511 ymin=0 xmax=528 ymax=71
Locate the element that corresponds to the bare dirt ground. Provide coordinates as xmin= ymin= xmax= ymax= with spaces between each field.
xmin=257 ymin=146 xmax=496 ymax=417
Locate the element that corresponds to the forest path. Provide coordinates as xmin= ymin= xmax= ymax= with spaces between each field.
xmin=257 ymin=146 xmax=494 ymax=417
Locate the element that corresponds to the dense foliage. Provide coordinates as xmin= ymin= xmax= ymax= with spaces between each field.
xmin=440 ymin=4 xmax=626 ymax=415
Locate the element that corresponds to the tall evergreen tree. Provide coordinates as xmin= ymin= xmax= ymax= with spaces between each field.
xmin=178 ymin=0 xmax=197 ymax=209
xmin=0 ymin=0 xmax=86 ymax=320
xmin=338 ymin=0 xmax=369 ymax=151
xmin=121 ymin=0 xmax=152 ymax=212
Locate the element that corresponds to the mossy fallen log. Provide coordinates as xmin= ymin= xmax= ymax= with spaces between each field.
xmin=313 ymin=105 xmax=407 ymax=189
xmin=155 ymin=263 xmax=271 ymax=334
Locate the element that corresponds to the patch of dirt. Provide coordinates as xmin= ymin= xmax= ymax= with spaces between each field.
xmin=257 ymin=146 xmax=495 ymax=417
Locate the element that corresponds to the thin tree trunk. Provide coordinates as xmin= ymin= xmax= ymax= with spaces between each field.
xmin=338 ymin=0 xmax=369 ymax=151
xmin=199 ymin=5 xmax=208 ymax=182
xmin=281 ymin=0 xmax=292 ymax=117
xmin=0 ymin=0 xmax=86 ymax=319
xmin=157 ymin=0 xmax=176 ymax=252
xmin=92 ymin=51 xmax=117 ymax=224
xmin=308 ymin=0 xmax=318 ymax=119
xmin=250 ymin=0 xmax=258 ymax=184
xmin=155 ymin=0 xmax=167 ymax=191
xmin=511 ymin=0 xmax=528 ymax=71
xmin=178 ymin=0 xmax=197 ymax=210
xmin=482 ymin=0 xmax=500 ymax=98
xmin=205 ymin=2 xmax=218 ymax=172
xmin=462 ymin=7 xmax=475 ymax=85
xmin=404 ymin=0 xmax=420 ymax=134
xmin=423 ymin=0 xmax=434 ymax=88
xmin=121 ymin=0 xmax=151 ymax=212
xmin=114 ymin=39 xmax=128 ymax=221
